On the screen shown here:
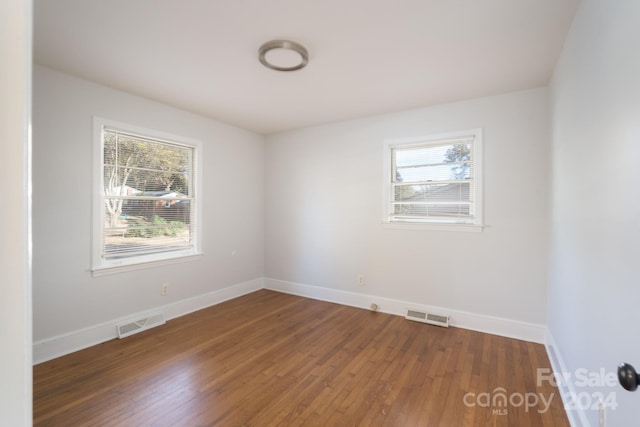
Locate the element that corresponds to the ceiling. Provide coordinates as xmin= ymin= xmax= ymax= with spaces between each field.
xmin=34 ymin=0 xmax=580 ymax=135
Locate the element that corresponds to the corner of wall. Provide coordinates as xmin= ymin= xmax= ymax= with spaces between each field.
xmin=545 ymin=328 xmax=590 ymax=427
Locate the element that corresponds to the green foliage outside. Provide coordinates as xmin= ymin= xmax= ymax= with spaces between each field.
xmin=104 ymin=130 xmax=191 ymax=229
xmin=126 ymin=215 xmax=185 ymax=238
xmin=444 ymin=144 xmax=471 ymax=179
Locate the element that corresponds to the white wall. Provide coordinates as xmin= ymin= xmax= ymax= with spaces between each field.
xmin=265 ymin=88 xmax=550 ymax=326
xmin=0 ymin=0 xmax=32 ymax=425
xmin=549 ymin=0 xmax=640 ymax=425
xmin=32 ymin=66 xmax=264 ymax=347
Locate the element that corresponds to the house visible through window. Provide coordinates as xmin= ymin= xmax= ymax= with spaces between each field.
xmin=93 ymin=118 xmax=201 ymax=273
xmin=383 ymin=129 xmax=483 ymax=230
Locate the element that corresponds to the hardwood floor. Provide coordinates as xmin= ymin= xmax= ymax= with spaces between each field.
xmin=34 ymin=290 xmax=569 ymax=426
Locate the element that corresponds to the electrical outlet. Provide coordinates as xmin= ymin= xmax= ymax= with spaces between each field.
xmin=358 ymin=275 xmax=365 ymax=286
xmin=161 ymin=283 xmax=169 ymax=296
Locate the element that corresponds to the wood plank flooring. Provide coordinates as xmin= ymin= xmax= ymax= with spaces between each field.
xmin=34 ymin=290 xmax=569 ymax=426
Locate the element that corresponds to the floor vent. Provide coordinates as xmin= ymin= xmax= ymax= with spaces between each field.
xmin=405 ymin=309 xmax=450 ymax=327
xmin=117 ymin=312 xmax=166 ymax=339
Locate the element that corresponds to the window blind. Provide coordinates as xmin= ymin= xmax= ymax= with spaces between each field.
xmin=101 ymin=128 xmax=195 ymax=260
xmin=390 ymin=135 xmax=476 ymax=223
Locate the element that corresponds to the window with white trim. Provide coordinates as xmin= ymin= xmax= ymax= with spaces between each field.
xmin=92 ymin=118 xmax=202 ymax=273
xmin=383 ymin=129 xmax=483 ymax=231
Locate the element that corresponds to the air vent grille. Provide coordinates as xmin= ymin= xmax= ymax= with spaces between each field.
xmin=116 ymin=312 xmax=166 ymax=339
xmin=407 ymin=310 xmax=427 ymax=320
xmin=405 ymin=309 xmax=449 ymax=327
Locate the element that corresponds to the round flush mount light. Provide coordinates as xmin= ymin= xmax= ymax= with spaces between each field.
xmin=258 ymin=40 xmax=308 ymax=71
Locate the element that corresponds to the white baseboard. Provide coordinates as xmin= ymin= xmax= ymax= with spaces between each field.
xmin=33 ymin=277 xmax=264 ymax=365
xmin=545 ymin=329 xmax=589 ymax=427
xmin=264 ymin=278 xmax=546 ymax=344
xmin=33 ymin=277 xmax=547 ymax=364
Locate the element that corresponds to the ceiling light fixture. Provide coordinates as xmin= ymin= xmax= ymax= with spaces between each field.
xmin=258 ymin=40 xmax=308 ymax=72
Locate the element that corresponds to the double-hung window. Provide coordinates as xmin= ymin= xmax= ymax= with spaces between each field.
xmin=92 ymin=118 xmax=202 ymax=274
xmin=383 ymin=129 xmax=483 ymax=231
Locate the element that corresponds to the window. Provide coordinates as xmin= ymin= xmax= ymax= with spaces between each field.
xmin=383 ymin=129 xmax=483 ymax=231
xmin=92 ymin=118 xmax=202 ymax=274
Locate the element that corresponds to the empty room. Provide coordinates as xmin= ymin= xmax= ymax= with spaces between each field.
xmin=2 ymin=0 xmax=640 ymax=426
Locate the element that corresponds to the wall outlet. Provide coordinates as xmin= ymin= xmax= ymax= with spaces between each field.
xmin=161 ymin=283 xmax=169 ymax=296
xmin=358 ymin=275 xmax=365 ymax=286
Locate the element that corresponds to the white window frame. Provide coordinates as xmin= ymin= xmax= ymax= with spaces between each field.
xmin=382 ymin=128 xmax=484 ymax=232
xmin=92 ymin=117 xmax=203 ymax=276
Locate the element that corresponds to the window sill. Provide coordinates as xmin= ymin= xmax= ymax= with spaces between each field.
xmin=91 ymin=252 xmax=204 ymax=277
xmin=382 ymin=221 xmax=484 ymax=232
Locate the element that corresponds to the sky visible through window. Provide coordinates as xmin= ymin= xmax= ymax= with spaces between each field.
xmin=394 ymin=143 xmax=471 ymax=183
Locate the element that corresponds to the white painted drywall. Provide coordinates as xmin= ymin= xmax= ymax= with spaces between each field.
xmin=549 ymin=0 xmax=640 ymax=425
xmin=0 ymin=0 xmax=32 ymax=425
xmin=265 ymin=88 xmax=550 ymax=325
xmin=32 ymin=65 xmax=264 ymax=342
